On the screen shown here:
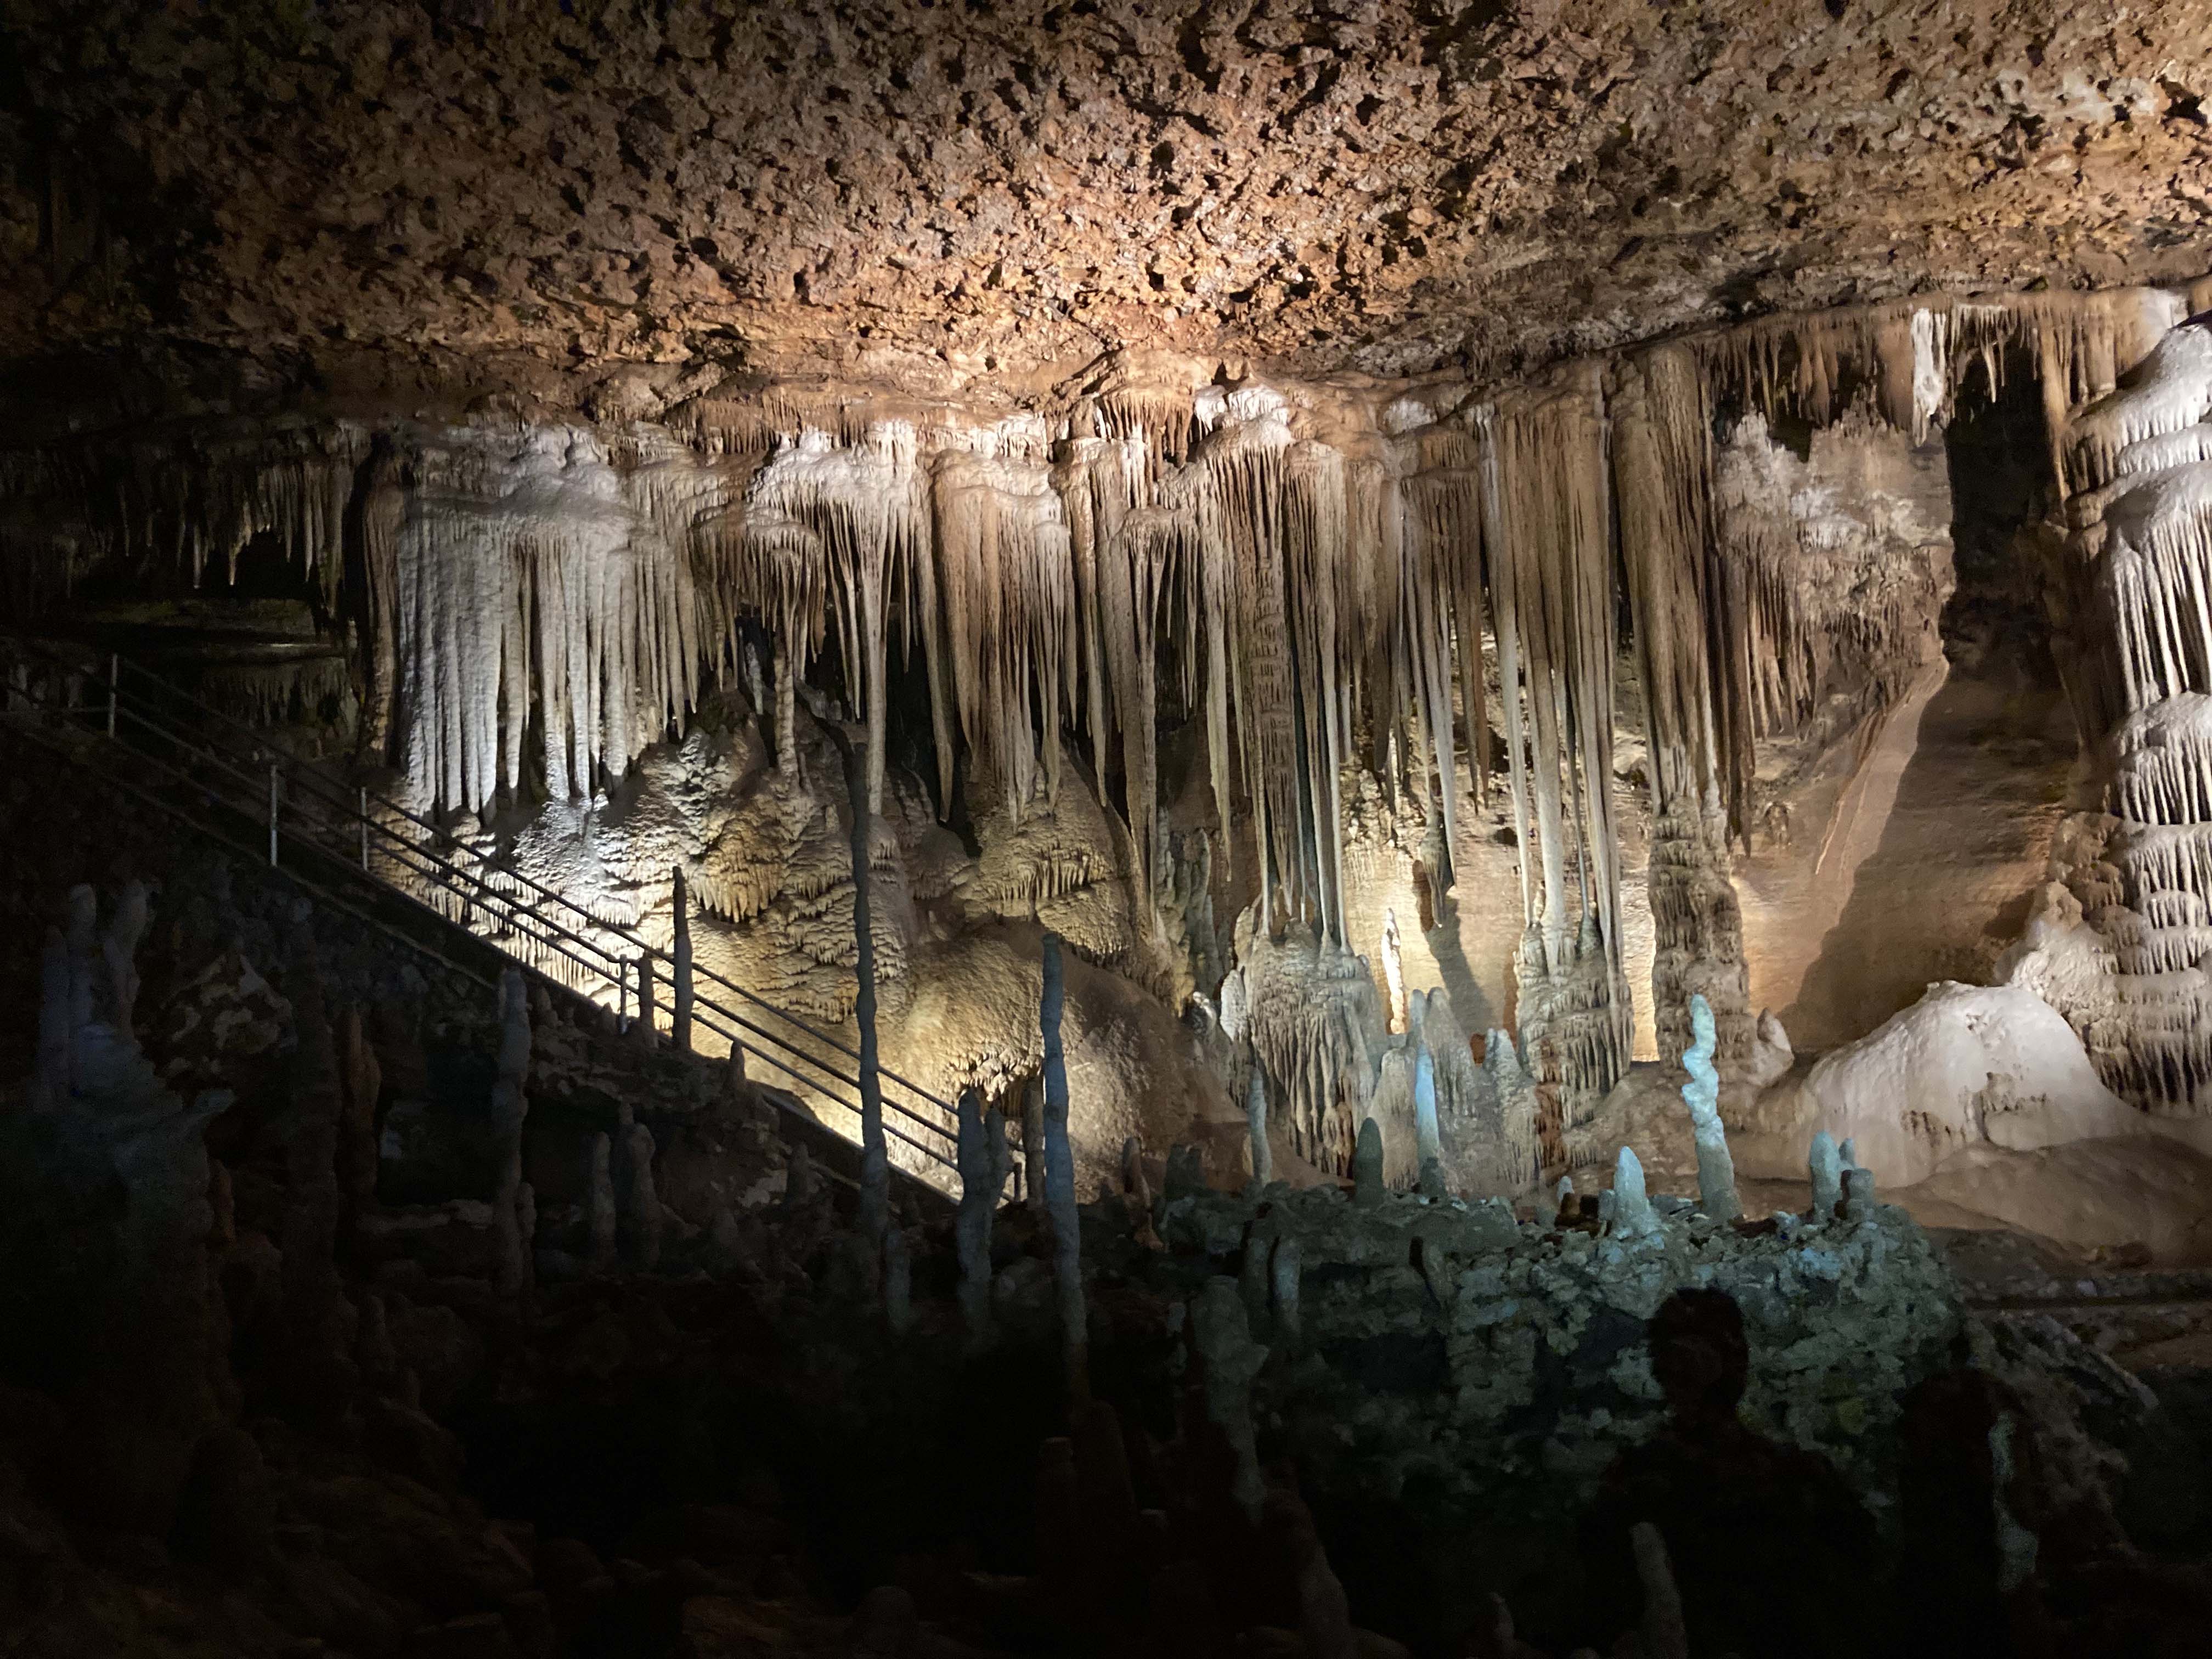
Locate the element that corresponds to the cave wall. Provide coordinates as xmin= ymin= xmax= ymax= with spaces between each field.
xmin=5 ymin=283 xmax=2209 ymax=1186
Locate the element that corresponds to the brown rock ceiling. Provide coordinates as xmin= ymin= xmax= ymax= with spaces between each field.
xmin=5 ymin=0 xmax=2212 ymax=410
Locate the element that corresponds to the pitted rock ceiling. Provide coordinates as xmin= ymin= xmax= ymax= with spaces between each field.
xmin=8 ymin=0 xmax=2212 ymax=411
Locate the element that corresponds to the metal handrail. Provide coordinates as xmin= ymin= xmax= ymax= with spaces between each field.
xmin=81 ymin=648 xmax=963 ymax=1111
xmin=1 ymin=636 xmax=1002 ymax=1186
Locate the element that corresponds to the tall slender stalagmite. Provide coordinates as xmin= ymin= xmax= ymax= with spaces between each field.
xmin=1041 ymin=933 xmax=1087 ymax=1403
xmin=670 ymin=867 xmax=693 ymax=1054
xmin=489 ymin=967 xmax=534 ymax=1295
xmin=955 ymin=1087 xmax=997 ymax=1341
xmin=844 ymin=737 xmax=889 ymax=1253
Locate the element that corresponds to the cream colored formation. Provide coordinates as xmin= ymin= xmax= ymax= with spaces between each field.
xmin=7 ymin=283 xmax=2212 ymax=1204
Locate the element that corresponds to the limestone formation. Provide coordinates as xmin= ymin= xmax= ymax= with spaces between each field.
xmin=275 ymin=921 xmax=353 ymax=1413
xmin=1680 ymin=995 xmax=1743 ymax=1223
xmin=586 ymin=1132 xmax=618 ymax=1273
xmin=1270 ymin=1238 xmax=1302 ymax=1347
xmin=1609 ymin=1146 xmax=1661 ymax=1242
xmin=844 ymin=738 xmax=889 ymax=1254
xmin=955 ymin=1087 xmax=995 ymax=1339
xmin=1244 ymin=1066 xmax=1272 ymax=1192
xmin=623 ymin=1121 xmax=663 ymax=1273
xmin=1040 ymin=933 xmax=1086 ymax=1400
xmin=1188 ymin=1278 xmax=1267 ymax=1523
xmin=1809 ymin=1133 xmax=1844 ymax=1223
xmin=1352 ymin=1118 xmax=1385 ymax=1210
xmin=489 ymin=968 xmax=533 ymax=1296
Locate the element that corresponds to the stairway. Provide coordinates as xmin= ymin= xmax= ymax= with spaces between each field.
xmin=0 ymin=634 xmax=994 ymax=1200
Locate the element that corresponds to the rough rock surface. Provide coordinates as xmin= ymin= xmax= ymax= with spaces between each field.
xmin=1141 ymin=1169 xmax=1965 ymax=1504
xmin=7 ymin=2 xmax=2212 ymax=408
xmin=1736 ymin=980 xmax=2142 ymax=1189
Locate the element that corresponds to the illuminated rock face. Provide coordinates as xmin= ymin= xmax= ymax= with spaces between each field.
xmin=8 ymin=4 xmax=2212 ymax=396
xmin=7 ymin=284 xmax=2212 ymax=1198
xmin=2006 ymin=312 xmax=2212 ymax=1121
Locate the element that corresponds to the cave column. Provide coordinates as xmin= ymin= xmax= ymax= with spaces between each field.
xmin=1614 ymin=346 xmax=1755 ymax=1086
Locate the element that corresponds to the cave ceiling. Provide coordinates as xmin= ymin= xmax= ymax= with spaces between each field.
xmin=5 ymin=0 xmax=2212 ymax=420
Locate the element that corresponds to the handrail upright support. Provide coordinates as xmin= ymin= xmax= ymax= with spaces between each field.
xmin=106 ymin=654 xmax=117 ymax=738
xmin=268 ymin=762 xmax=279 ymax=866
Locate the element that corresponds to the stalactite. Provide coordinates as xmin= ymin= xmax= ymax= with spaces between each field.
xmin=742 ymin=424 xmax=930 ymax=815
xmin=2025 ymin=310 xmax=2212 ymax=1116
xmin=1477 ymin=368 xmax=1634 ymax=1136
xmin=932 ymin=444 xmax=1078 ymax=822
xmin=1615 ymin=346 xmax=1755 ymax=1078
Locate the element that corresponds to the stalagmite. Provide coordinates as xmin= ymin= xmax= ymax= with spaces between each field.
xmin=1164 ymin=1143 xmax=1206 ymax=1201
xmin=631 ymin=955 xmax=655 ymax=1048
xmin=670 ymin=867 xmax=693 ymax=1054
xmin=1041 ymin=933 xmax=1087 ymax=1402
xmin=955 ymin=1087 xmax=996 ymax=1339
xmin=1841 ymin=1165 xmax=1876 ymax=1224
xmin=844 ymin=740 xmax=889 ymax=1254
xmin=1381 ymin=910 xmax=1407 ymax=1034
xmin=65 ymin=884 xmax=95 ymax=1044
xmin=1352 ymin=1116 xmax=1385 ymax=1209
xmin=489 ymin=968 xmax=533 ymax=1296
xmin=1121 ymin=1136 xmax=1152 ymax=1211
xmin=883 ymin=1227 xmax=913 ymax=1334
xmin=1413 ymin=1036 xmax=1444 ymax=1177
xmin=1189 ymin=1277 xmax=1267 ymax=1522
xmin=1610 ymin=1146 xmax=1660 ymax=1240
xmin=1240 ymin=1229 xmax=1272 ymax=1319
xmin=337 ymin=1006 xmax=381 ymax=1234
xmin=1680 ymin=995 xmax=1742 ymax=1223
xmin=623 ymin=1121 xmax=662 ymax=1272
xmin=787 ymin=1140 xmax=818 ymax=1204
xmin=1631 ymin=1523 xmax=1691 ymax=1659
xmin=1023 ymin=1077 xmax=1047 ymax=1221
xmin=1482 ymin=1029 xmax=1543 ymax=1194
xmin=34 ymin=926 xmax=68 ymax=1109
xmin=278 ymin=921 xmax=351 ymax=1409
xmin=1245 ymin=1066 xmax=1273 ymax=1190
xmin=1809 ymin=1131 xmax=1843 ymax=1222
xmin=587 ymin=1132 xmax=618 ymax=1272
xmin=1270 ymin=1238 xmax=1302 ymax=1346
xmin=101 ymin=881 xmax=148 ymax=1047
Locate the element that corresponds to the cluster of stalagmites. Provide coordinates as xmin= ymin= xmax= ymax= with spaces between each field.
xmin=1220 ymin=906 xmax=1541 ymax=1198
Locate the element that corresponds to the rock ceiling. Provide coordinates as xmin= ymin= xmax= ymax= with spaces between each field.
xmin=6 ymin=0 xmax=2212 ymax=415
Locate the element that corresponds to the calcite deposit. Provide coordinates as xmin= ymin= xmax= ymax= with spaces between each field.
xmin=12 ymin=7 xmax=2212 ymax=1653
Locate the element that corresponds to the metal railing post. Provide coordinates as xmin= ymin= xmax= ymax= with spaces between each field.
xmin=106 ymin=654 xmax=117 ymax=737
xmin=359 ymin=787 xmax=370 ymax=870
xmin=267 ymin=762 xmax=279 ymax=866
